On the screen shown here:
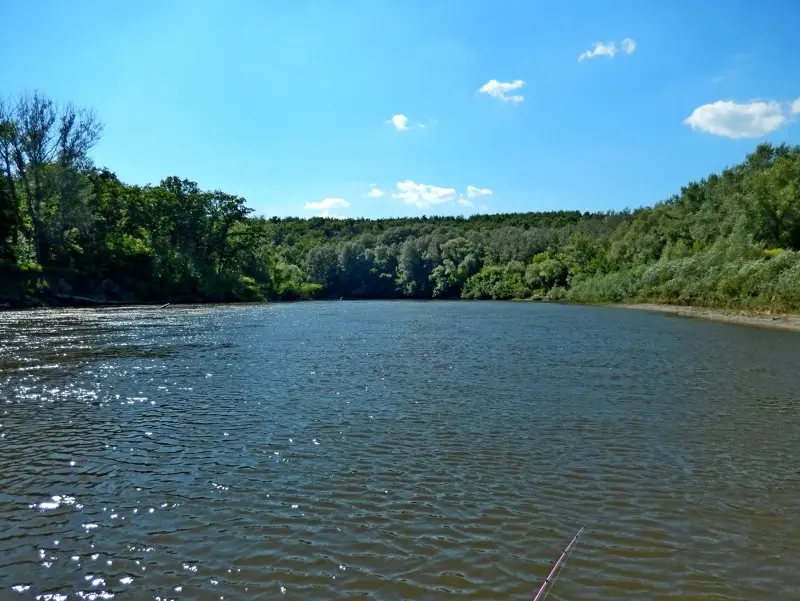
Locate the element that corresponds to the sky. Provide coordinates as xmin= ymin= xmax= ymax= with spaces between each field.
xmin=2 ymin=0 xmax=799 ymax=219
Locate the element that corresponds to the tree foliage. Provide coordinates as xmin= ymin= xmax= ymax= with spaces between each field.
xmin=2 ymin=91 xmax=800 ymax=311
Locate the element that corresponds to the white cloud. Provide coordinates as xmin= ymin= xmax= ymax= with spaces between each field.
xmin=684 ymin=100 xmax=787 ymax=139
xmin=304 ymin=197 xmax=350 ymax=210
xmin=579 ymin=39 xmax=636 ymax=61
xmin=792 ymin=98 xmax=800 ymax=115
xmin=392 ymin=180 xmax=457 ymax=210
xmin=579 ymin=42 xmax=617 ymax=62
xmin=621 ymin=38 xmax=637 ymax=55
xmin=478 ymin=204 xmax=489 ymax=212
xmin=466 ymin=185 xmax=492 ymax=198
xmin=387 ymin=114 xmax=409 ymax=131
xmin=366 ymin=187 xmax=385 ymax=198
xmin=479 ymin=79 xmax=524 ymax=103
xmin=457 ymin=198 xmax=474 ymax=208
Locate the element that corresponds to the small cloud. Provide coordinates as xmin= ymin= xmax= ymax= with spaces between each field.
xmin=621 ymin=38 xmax=637 ymax=55
xmin=418 ymin=123 xmax=426 ymax=129
xmin=579 ymin=42 xmax=617 ymax=62
xmin=366 ymin=187 xmax=385 ymax=198
xmin=792 ymin=98 xmax=800 ymax=115
xmin=478 ymin=204 xmax=489 ymax=212
xmin=304 ymin=197 xmax=350 ymax=210
xmin=466 ymin=185 xmax=492 ymax=199
xmin=684 ymin=100 xmax=788 ymax=139
xmin=387 ymin=114 xmax=409 ymax=131
xmin=711 ymin=75 xmax=725 ymax=84
xmin=479 ymin=79 xmax=524 ymax=103
xmin=392 ymin=180 xmax=456 ymax=210
xmin=457 ymin=198 xmax=474 ymax=208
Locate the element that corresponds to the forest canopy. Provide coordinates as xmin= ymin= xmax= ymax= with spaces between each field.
xmin=2 ymin=91 xmax=800 ymax=311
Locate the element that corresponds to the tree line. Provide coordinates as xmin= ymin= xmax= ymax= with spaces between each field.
xmin=2 ymin=91 xmax=799 ymax=311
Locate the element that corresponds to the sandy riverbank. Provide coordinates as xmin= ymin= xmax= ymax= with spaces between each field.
xmin=613 ymin=303 xmax=800 ymax=332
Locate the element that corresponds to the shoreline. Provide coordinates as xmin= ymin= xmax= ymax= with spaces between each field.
xmin=612 ymin=303 xmax=800 ymax=332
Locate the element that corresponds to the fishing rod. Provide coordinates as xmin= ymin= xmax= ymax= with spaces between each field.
xmin=532 ymin=526 xmax=586 ymax=601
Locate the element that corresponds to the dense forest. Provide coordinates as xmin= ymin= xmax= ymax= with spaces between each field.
xmin=1 ymin=91 xmax=799 ymax=311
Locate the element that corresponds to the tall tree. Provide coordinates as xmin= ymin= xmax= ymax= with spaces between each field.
xmin=2 ymin=91 xmax=102 ymax=263
xmin=0 ymin=101 xmax=20 ymax=262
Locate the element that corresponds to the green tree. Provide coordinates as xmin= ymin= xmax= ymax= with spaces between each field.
xmin=1 ymin=91 xmax=102 ymax=264
xmin=430 ymin=237 xmax=481 ymax=297
xmin=524 ymin=253 xmax=568 ymax=290
xmin=742 ymin=153 xmax=800 ymax=249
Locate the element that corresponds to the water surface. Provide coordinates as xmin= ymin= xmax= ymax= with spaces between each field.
xmin=1 ymin=302 xmax=799 ymax=600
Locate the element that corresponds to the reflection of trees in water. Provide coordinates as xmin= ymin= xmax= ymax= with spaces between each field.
xmin=0 ymin=345 xmax=177 ymax=372
xmin=0 ymin=309 xmax=223 ymax=376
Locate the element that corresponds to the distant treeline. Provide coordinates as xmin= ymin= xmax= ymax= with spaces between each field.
xmin=2 ymin=91 xmax=800 ymax=311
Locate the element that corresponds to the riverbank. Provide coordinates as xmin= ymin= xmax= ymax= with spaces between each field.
xmin=613 ymin=303 xmax=800 ymax=332
xmin=0 ymin=268 xmax=275 ymax=310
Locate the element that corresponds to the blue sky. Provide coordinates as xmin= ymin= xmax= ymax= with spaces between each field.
xmin=2 ymin=0 xmax=799 ymax=219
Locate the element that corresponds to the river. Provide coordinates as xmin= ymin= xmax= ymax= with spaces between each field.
xmin=1 ymin=301 xmax=799 ymax=600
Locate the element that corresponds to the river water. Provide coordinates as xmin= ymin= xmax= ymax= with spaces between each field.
xmin=1 ymin=302 xmax=799 ymax=600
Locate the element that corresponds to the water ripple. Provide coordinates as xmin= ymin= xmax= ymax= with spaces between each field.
xmin=1 ymin=303 xmax=800 ymax=599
